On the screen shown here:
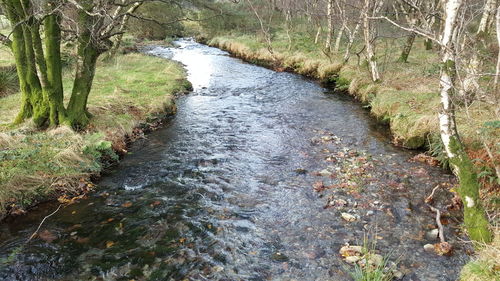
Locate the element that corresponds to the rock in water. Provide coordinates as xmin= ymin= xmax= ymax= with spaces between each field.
xmin=341 ymin=212 xmax=357 ymax=222
xmin=423 ymin=244 xmax=435 ymax=252
xmin=426 ymin=228 xmax=439 ymax=240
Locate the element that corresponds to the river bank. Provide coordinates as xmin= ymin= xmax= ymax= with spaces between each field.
xmin=201 ymin=35 xmax=498 ymax=163
xmin=0 ymin=52 xmax=192 ymax=220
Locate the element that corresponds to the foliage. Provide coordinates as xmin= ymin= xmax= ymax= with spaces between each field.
xmin=127 ymin=2 xmax=184 ymax=40
xmin=197 ymin=2 xmax=259 ymax=36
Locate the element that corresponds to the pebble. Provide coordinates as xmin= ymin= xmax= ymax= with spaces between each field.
xmin=345 ymin=256 xmax=361 ymax=263
xmin=341 ymin=213 xmax=357 ymax=222
xmin=426 ymin=229 xmax=439 ymax=240
xmin=367 ymin=210 xmax=374 ymax=216
xmin=339 ymin=245 xmax=363 ymax=256
xmin=393 ymin=270 xmax=404 ymax=279
xmin=318 ymin=169 xmax=332 ymax=176
xmin=424 ymin=244 xmax=435 ymax=252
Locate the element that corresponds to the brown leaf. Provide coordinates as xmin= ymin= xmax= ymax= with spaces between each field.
xmin=39 ymin=230 xmax=57 ymax=243
xmin=150 ymin=201 xmax=161 ymax=207
xmin=121 ymin=201 xmax=133 ymax=208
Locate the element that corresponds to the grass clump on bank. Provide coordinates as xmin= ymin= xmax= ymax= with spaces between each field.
xmin=0 ymin=53 xmax=191 ymax=219
xmin=460 ymin=230 xmax=500 ymax=281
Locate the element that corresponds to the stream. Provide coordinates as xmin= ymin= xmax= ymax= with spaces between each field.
xmin=0 ymin=39 xmax=469 ymax=281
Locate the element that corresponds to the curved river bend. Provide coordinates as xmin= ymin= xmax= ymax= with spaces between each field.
xmin=0 ymin=40 xmax=468 ymax=281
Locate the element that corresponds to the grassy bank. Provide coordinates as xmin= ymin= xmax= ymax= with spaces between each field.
xmin=0 ymin=52 xmax=191 ymax=219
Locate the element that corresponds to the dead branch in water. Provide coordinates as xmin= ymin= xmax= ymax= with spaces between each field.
xmin=27 ymin=205 xmax=62 ymax=243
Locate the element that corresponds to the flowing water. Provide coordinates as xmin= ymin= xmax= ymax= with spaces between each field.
xmin=0 ymin=39 xmax=469 ymax=281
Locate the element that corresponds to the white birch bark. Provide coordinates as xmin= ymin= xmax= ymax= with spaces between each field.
xmin=334 ymin=25 xmax=344 ymax=53
xmin=325 ymin=0 xmax=334 ymax=51
xmin=438 ymin=0 xmax=492 ymax=243
xmin=363 ymin=0 xmax=382 ymax=82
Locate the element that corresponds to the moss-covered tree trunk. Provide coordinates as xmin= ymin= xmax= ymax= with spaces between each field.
xmin=43 ymin=7 xmax=66 ymax=126
xmin=2 ymin=0 xmax=49 ymax=126
xmin=1 ymin=0 xmax=67 ymax=127
xmin=66 ymin=0 xmax=101 ymax=128
xmin=439 ymin=0 xmax=492 ymax=243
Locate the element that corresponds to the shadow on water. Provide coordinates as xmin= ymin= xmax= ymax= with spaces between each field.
xmin=0 ymin=39 xmax=468 ymax=281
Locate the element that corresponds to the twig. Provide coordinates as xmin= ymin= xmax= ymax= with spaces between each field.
xmin=26 ymin=204 xmax=62 ymax=243
xmin=425 ymin=185 xmax=440 ymax=203
xmin=428 ymin=204 xmax=446 ymax=243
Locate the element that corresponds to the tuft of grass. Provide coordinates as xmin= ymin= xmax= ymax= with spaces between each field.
xmin=348 ymin=235 xmax=398 ymax=281
xmin=460 ymin=228 xmax=500 ymax=281
xmin=0 ymin=52 xmax=191 ymax=218
xmin=0 ymin=65 xmax=18 ymax=97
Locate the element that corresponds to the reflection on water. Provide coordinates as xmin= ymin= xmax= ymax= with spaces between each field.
xmin=0 ymin=39 xmax=467 ymax=281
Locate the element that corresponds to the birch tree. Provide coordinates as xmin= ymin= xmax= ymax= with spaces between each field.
xmin=325 ymin=0 xmax=334 ymax=51
xmin=438 ymin=0 xmax=492 ymax=243
xmin=363 ymin=0 xmax=383 ymax=82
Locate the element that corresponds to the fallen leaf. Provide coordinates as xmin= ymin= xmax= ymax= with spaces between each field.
xmin=121 ymin=202 xmax=133 ymax=208
xmin=106 ymin=241 xmax=115 ymax=248
xmin=39 ymin=230 xmax=58 ymax=243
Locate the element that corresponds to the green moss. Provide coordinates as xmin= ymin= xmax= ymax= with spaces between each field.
xmin=449 ymin=137 xmax=492 ymax=243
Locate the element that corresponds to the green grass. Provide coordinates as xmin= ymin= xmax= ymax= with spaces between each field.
xmin=0 ymin=27 xmax=13 ymax=67
xmin=346 ymin=235 xmax=398 ymax=281
xmin=0 ymin=53 xmax=191 ymax=218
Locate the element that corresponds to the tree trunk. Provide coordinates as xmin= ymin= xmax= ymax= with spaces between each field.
xmin=106 ymin=1 xmax=142 ymax=60
xmin=43 ymin=10 xmax=66 ymax=126
xmin=343 ymin=14 xmax=363 ymax=64
xmin=325 ymin=0 xmax=334 ymax=51
xmin=2 ymin=0 xmax=50 ymax=126
xmin=439 ymin=0 xmax=492 ymax=243
xmin=363 ymin=0 xmax=381 ymax=82
xmin=424 ymin=38 xmax=433 ymax=50
xmin=333 ymin=25 xmax=344 ymax=53
xmin=66 ymin=4 xmax=100 ymax=128
xmin=314 ymin=26 xmax=321 ymax=45
xmin=399 ymin=32 xmax=416 ymax=63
